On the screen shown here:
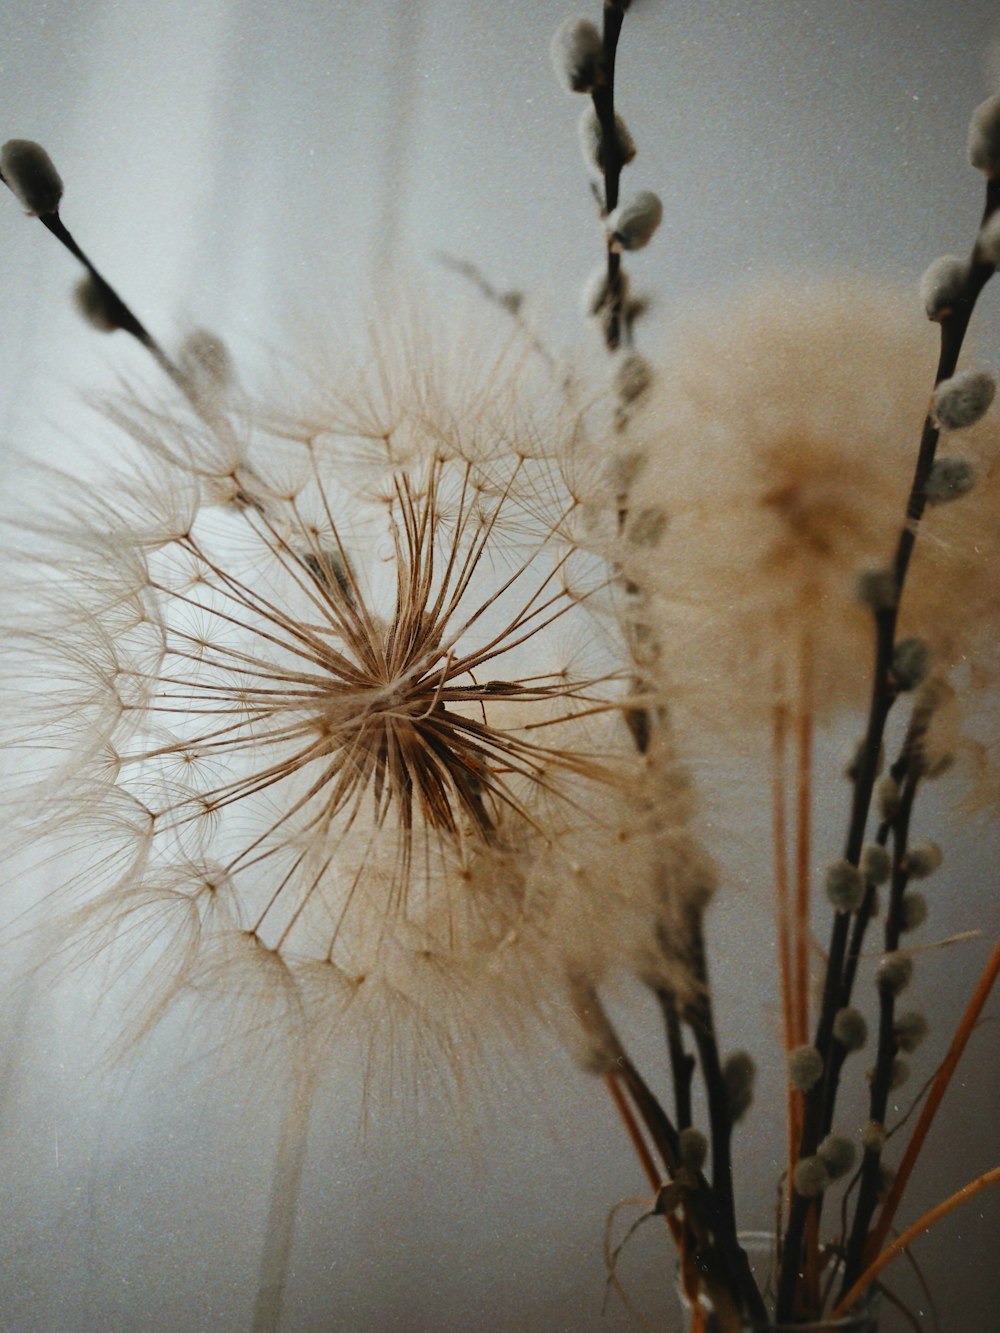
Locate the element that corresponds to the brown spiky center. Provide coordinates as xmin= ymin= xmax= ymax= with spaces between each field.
xmin=129 ymin=452 xmax=620 ymax=953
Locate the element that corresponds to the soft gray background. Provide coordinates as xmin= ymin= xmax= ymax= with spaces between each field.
xmin=1 ymin=3 xmax=999 ymax=1331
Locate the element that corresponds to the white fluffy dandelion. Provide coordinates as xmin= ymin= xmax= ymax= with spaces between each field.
xmin=2 ymin=306 xmax=702 ymax=1081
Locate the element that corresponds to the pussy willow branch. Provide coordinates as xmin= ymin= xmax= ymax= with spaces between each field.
xmin=591 ymin=2 xmax=626 ymax=349
xmin=657 ymin=987 xmax=695 ymax=1130
xmin=776 ymin=173 xmax=1000 ymax=1320
xmin=840 ymin=762 xmax=922 ymax=1292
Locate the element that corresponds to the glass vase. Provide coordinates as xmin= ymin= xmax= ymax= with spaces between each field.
xmin=677 ymin=1232 xmax=880 ymax=1332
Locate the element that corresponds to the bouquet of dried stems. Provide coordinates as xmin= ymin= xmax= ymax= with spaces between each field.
xmin=1 ymin=4 xmax=998 ymax=1330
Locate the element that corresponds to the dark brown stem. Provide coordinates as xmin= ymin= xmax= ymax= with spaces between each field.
xmin=839 ymin=767 xmax=920 ymax=1295
xmin=776 ymin=174 xmax=1000 ymax=1322
xmin=658 ymin=987 xmax=696 ymax=1129
xmin=591 ymin=5 xmax=626 ymax=349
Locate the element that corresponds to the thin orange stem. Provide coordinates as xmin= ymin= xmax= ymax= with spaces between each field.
xmin=868 ymin=936 xmax=1000 ymax=1257
xmin=605 ymin=1073 xmax=662 ymax=1196
xmin=605 ymin=1075 xmax=694 ymax=1304
xmin=833 ymin=1164 xmax=1000 ymax=1318
xmin=772 ymin=703 xmax=799 ymax=1200
xmin=793 ymin=642 xmax=813 ymax=1050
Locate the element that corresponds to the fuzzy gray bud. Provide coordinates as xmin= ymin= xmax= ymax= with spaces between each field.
xmin=1 ymin=139 xmax=63 ymax=215
xmin=920 ymin=255 xmax=968 ymax=320
xmin=614 ymin=351 xmax=652 ymax=405
xmin=905 ymin=842 xmax=942 ymax=879
xmin=969 ymin=92 xmax=1000 ymax=177
xmin=833 ymin=1007 xmax=868 ymax=1052
xmin=608 ymin=191 xmax=663 ymax=252
xmin=723 ymin=1050 xmax=756 ymax=1122
xmin=825 ymin=859 xmax=865 ymax=913
xmin=178 ymin=328 xmax=235 ymax=398
xmin=818 ymin=1134 xmax=857 ymax=1180
xmin=892 ymin=638 xmax=931 ymax=692
xmin=876 ymin=776 xmax=901 ymax=822
xmin=578 ymin=106 xmax=636 ymax=175
xmin=925 ymin=457 xmax=975 ymax=505
xmin=977 ymin=214 xmax=1000 ymax=268
xmin=894 ymin=1010 xmax=929 ymax=1053
xmin=900 ymin=892 xmax=928 ymax=933
xmin=581 ymin=264 xmax=629 ymax=318
xmin=550 ymin=17 xmax=606 ymax=94
xmin=626 ymin=506 xmax=668 ymax=547
xmin=876 ymin=951 xmax=913 ymax=995
xmin=73 ymin=275 xmax=122 ymax=332
xmin=856 ymin=567 xmax=898 ymax=611
xmin=860 ymin=844 xmax=891 ymax=887
xmin=889 ymin=1056 xmax=910 ymax=1089
xmin=793 ymin=1155 xmax=830 ymax=1197
xmin=678 ymin=1127 xmax=708 ymax=1172
xmin=788 ymin=1044 xmax=824 ymax=1091
xmin=862 ymin=1120 xmax=887 ymax=1154
xmin=931 ymin=370 xmax=996 ymax=431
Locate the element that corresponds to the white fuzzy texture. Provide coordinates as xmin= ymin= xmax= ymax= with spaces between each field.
xmin=968 ymin=91 xmax=1000 ymax=176
xmin=550 ymin=16 xmax=605 ymax=94
xmin=977 ymin=214 xmax=1000 ymax=268
xmin=931 ymin=370 xmax=996 ymax=431
xmin=1 ymin=138 xmax=63 ymax=215
xmin=920 ymin=254 xmax=968 ymax=319
xmin=817 ymin=1134 xmax=856 ymax=1179
xmin=0 ymin=304 xmax=708 ymax=1086
xmin=788 ymin=1044 xmax=824 ymax=1091
xmin=608 ymin=191 xmax=663 ymax=252
xmin=876 ymin=951 xmax=913 ymax=995
xmin=832 ymin=1006 xmax=868 ymax=1051
xmin=860 ymin=844 xmax=890 ymax=887
xmin=577 ymin=106 xmax=636 ymax=175
xmin=824 ymin=859 xmax=865 ymax=912
xmin=793 ymin=1156 xmax=830 ymax=1197
xmin=925 ymin=456 xmax=975 ymax=505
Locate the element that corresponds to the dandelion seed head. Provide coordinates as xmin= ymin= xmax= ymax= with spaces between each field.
xmin=3 ymin=303 xmax=706 ymax=1085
